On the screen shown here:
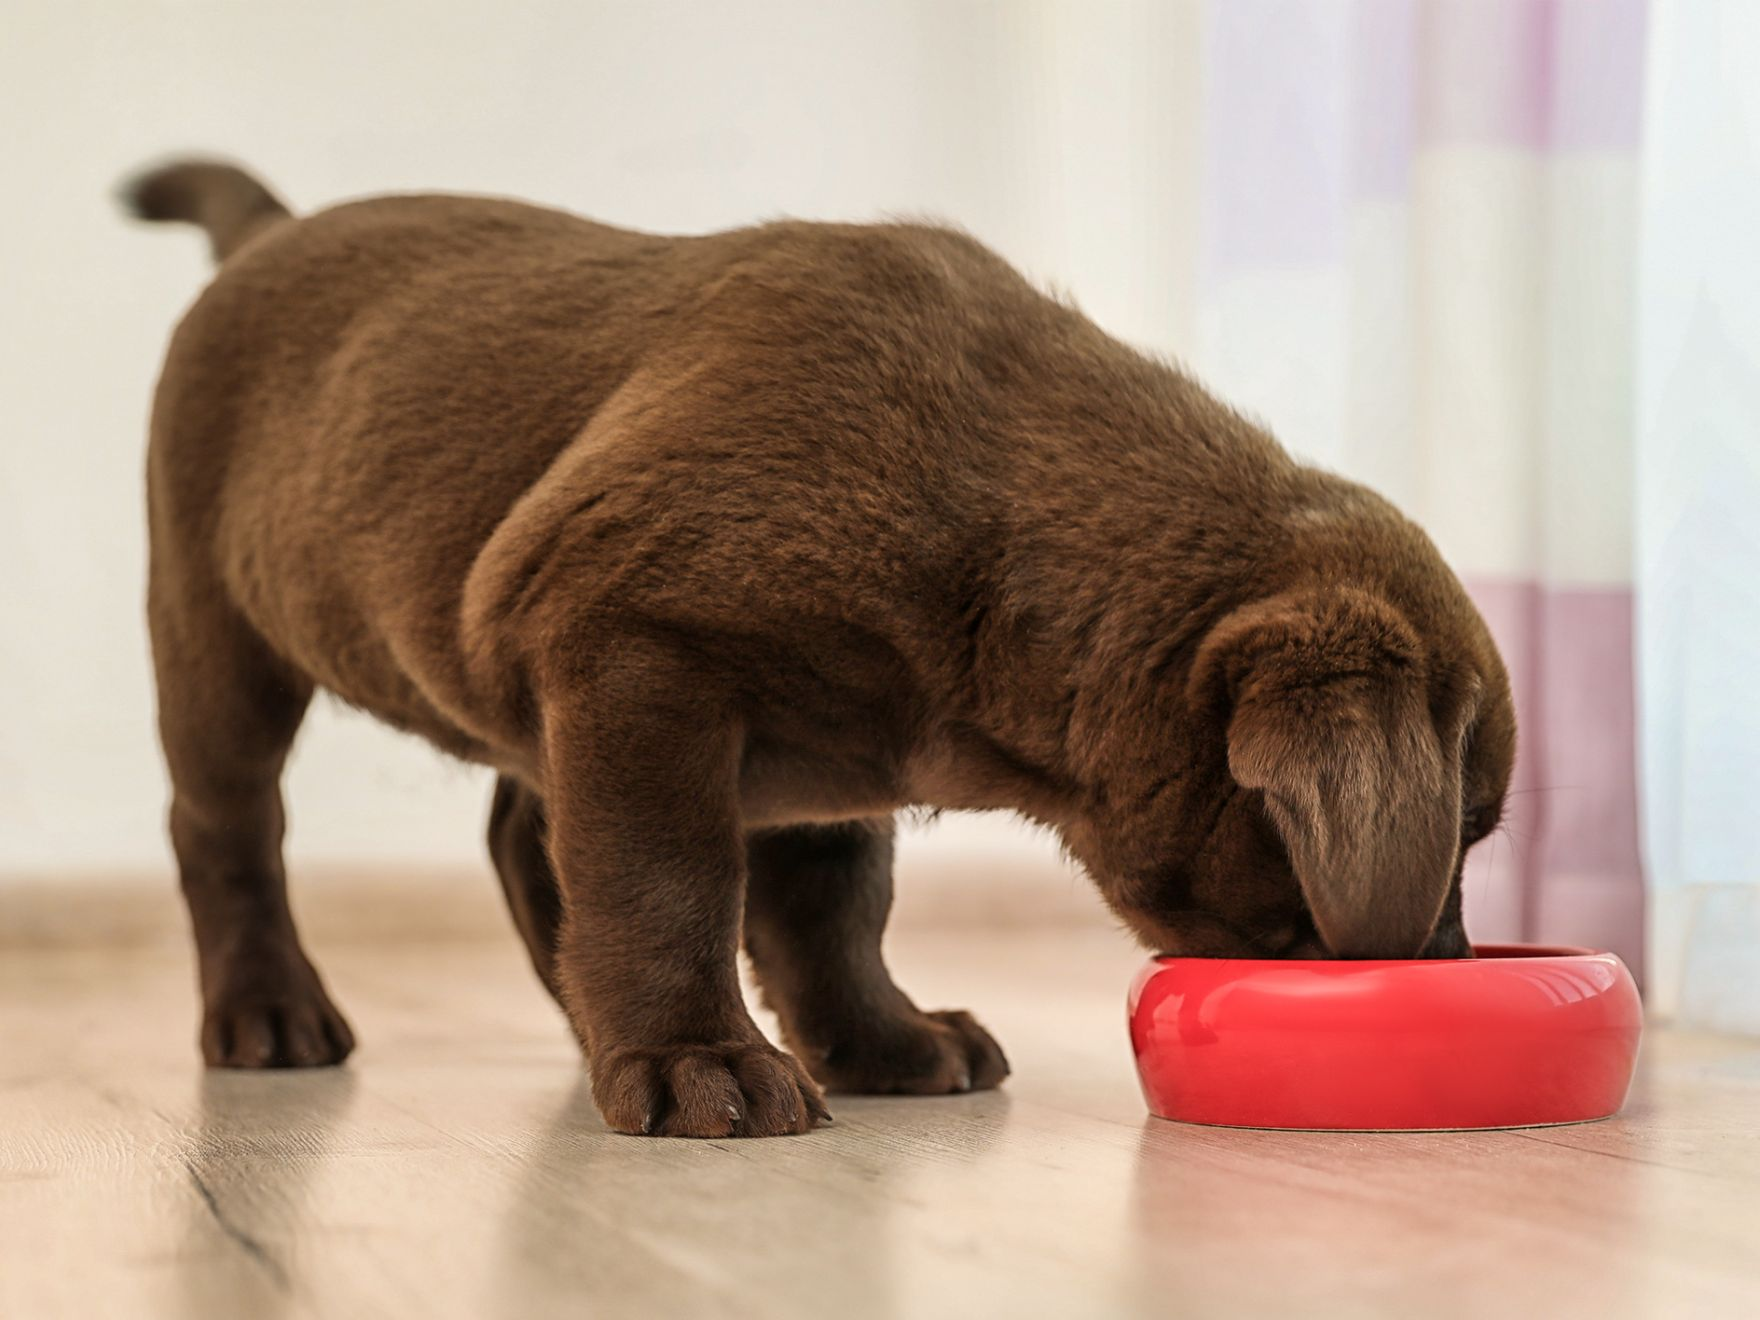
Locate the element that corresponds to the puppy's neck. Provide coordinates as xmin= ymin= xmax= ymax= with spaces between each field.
xmin=952 ymin=406 xmax=1303 ymax=816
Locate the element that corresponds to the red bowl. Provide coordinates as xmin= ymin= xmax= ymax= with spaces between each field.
xmin=1128 ymin=944 xmax=1641 ymax=1131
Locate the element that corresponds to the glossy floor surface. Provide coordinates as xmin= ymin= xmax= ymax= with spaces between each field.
xmin=5 ymin=902 xmax=1760 ymax=1318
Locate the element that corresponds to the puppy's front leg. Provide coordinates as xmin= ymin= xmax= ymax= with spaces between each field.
xmin=541 ymin=647 xmax=829 ymax=1138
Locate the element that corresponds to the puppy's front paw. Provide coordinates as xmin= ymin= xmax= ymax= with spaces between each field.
xmin=591 ymin=1041 xmax=831 ymax=1138
xmin=201 ymin=959 xmax=355 ymax=1069
xmin=808 ymin=1008 xmax=1010 ymax=1096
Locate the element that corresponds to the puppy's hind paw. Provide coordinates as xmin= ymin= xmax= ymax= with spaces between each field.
xmin=809 ymin=1008 xmax=1011 ymax=1096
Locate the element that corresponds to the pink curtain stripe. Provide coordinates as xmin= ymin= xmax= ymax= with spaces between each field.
xmin=1464 ymin=581 xmax=1645 ymax=976
xmin=1418 ymin=0 xmax=1554 ymax=151
xmin=1419 ymin=0 xmax=1647 ymax=152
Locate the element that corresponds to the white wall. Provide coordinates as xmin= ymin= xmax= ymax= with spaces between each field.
xmin=0 ymin=1 xmax=1201 ymax=880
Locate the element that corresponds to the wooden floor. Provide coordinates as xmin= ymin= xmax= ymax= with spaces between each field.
xmin=4 ymin=894 xmax=1760 ymax=1319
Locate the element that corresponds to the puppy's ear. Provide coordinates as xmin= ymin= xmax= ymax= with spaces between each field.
xmin=1190 ymin=589 xmax=1460 ymax=958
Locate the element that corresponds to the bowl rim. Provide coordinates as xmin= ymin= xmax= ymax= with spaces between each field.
xmin=1145 ymin=941 xmax=1610 ymax=970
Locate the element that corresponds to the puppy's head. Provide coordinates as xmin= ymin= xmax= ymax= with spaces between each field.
xmin=1063 ymin=502 xmax=1515 ymax=960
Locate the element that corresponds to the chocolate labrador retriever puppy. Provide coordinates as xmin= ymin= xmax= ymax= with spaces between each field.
xmin=124 ymin=160 xmax=1514 ymax=1137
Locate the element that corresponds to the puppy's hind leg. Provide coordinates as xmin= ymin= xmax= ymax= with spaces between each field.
xmin=486 ymin=776 xmax=565 ymax=1004
xmin=744 ymin=819 xmax=1010 ymax=1095
xmin=150 ymin=577 xmax=354 ymax=1068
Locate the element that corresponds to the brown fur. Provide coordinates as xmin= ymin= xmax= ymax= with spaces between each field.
xmin=122 ymin=160 xmax=1515 ymax=1138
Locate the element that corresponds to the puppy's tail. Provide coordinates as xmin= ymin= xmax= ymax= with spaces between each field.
xmin=118 ymin=158 xmax=292 ymax=262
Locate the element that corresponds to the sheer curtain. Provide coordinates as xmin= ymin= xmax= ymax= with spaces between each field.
xmin=1183 ymin=0 xmax=1649 ymax=975
xmin=1637 ymin=1 xmax=1760 ymax=1033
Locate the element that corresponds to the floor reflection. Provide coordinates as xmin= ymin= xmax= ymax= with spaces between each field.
xmin=173 ymin=1067 xmax=359 ymax=1318
xmin=1126 ymin=1114 xmax=1655 ymax=1313
xmin=489 ymin=1076 xmax=1011 ymax=1317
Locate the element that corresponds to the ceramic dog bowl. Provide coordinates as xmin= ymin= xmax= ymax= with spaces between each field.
xmin=1128 ymin=944 xmax=1641 ymax=1131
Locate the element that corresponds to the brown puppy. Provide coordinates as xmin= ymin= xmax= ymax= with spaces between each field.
xmin=124 ymin=160 xmax=1515 ymax=1138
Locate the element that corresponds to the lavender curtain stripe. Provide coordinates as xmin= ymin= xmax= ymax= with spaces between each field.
xmin=1349 ymin=0 xmax=1418 ymax=199
xmin=1550 ymin=0 xmax=1647 ymax=150
xmin=1202 ymin=0 xmax=1349 ymax=276
xmin=1203 ymin=0 xmax=1646 ymax=283
xmin=1464 ymin=579 xmax=1645 ymax=977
